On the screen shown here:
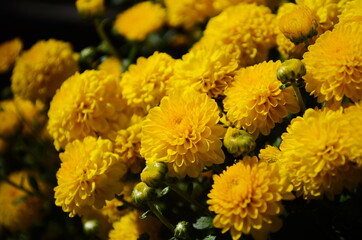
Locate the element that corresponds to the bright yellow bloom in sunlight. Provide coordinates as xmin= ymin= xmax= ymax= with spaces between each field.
xmin=11 ymin=39 xmax=78 ymax=102
xmin=207 ymin=156 xmax=294 ymax=240
xmin=223 ymin=61 xmax=300 ymax=137
xmin=212 ymin=0 xmax=267 ymax=12
xmin=164 ymin=0 xmax=215 ymax=29
xmin=54 ymin=136 xmax=127 ymax=217
xmin=279 ymin=5 xmax=318 ymax=44
xmin=303 ymin=22 xmax=362 ymax=109
xmin=76 ymin=0 xmax=105 ymax=18
xmin=0 ymin=38 xmax=22 ymax=73
xmin=279 ymin=108 xmax=362 ymax=200
xmin=259 ymin=145 xmax=281 ymax=163
xmin=114 ymin=1 xmax=166 ymax=41
xmin=47 ymin=70 xmax=128 ymax=150
xmin=141 ymin=90 xmax=225 ymax=178
xmin=199 ymin=3 xmax=277 ymax=67
xmin=0 ymin=171 xmax=46 ymax=231
xmin=167 ymin=44 xmax=239 ymax=98
xmin=338 ymin=0 xmax=362 ymax=25
xmin=109 ymin=210 xmax=161 ymax=240
xmin=121 ymin=52 xmax=174 ymax=115
xmin=98 ymin=56 xmax=122 ymax=77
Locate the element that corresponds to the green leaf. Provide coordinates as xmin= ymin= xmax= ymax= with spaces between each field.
xmin=159 ymin=186 xmax=170 ymax=197
xmin=193 ymin=216 xmax=213 ymax=230
xmin=28 ymin=175 xmax=40 ymax=193
xmin=203 ymin=236 xmax=216 ymax=240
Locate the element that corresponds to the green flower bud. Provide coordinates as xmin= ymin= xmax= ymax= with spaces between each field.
xmin=174 ymin=221 xmax=189 ymax=239
xmin=223 ymin=127 xmax=255 ymax=157
xmin=140 ymin=161 xmax=168 ymax=188
xmin=83 ymin=219 xmax=100 ymax=235
xmin=132 ymin=182 xmax=155 ymax=205
xmin=277 ymin=59 xmax=306 ymax=84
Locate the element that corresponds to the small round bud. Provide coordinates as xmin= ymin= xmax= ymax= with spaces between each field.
xmin=277 ymin=59 xmax=306 ymax=84
xmin=174 ymin=221 xmax=189 ymax=239
xmin=83 ymin=219 xmax=100 ymax=235
xmin=132 ymin=182 xmax=155 ymax=205
xmin=223 ymin=127 xmax=255 ymax=157
xmin=279 ymin=6 xmax=318 ymax=45
xmin=140 ymin=161 xmax=168 ymax=188
xmin=76 ymin=0 xmax=105 ymax=19
xmin=79 ymin=47 xmax=98 ymax=65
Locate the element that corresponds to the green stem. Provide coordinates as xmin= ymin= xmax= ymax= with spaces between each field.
xmin=168 ymin=183 xmax=211 ymax=216
xmin=147 ymin=201 xmax=175 ymax=232
xmin=93 ymin=18 xmax=121 ymax=60
xmin=122 ymin=42 xmax=138 ymax=71
xmin=292 ymin=81 xmax=306 ymax=113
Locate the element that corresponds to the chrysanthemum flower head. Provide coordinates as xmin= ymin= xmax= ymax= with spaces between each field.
xmin=200 ymin=3 xmax=277 ymax=67
xmin=164 ymin=0 xmax=215 ymax=29
xmin=54 ymin=136 xmax=127 ymax=217
xmin=11 ymin=39 xmax=78 ymax=102
xmin=0 ymin=171 xmax=47 ymax=231
xmin=279 ymin=5 xmax=318 ymax=44
xmin=337 ymin=0 xmax=362 ymax=25
xmin=167 ymin=44 xmax=239 ymax=98
xmin=109 ymin=210 xmax=162 ymax=240
xmin=113 ymin=1 xmax=166 ymax=41
xmin=1 ymin=98 xmax=46 ymax=135
xmin=303 ymin=22 xmax=362 ymax=108
xmin=76 ymin=0 xmax=105 ymax=19
xmin=120 ymin=51 xmax=175 ymax=114
xmin=141 ymin=90 xmax=225 ymax=178
xmin=98 ymin=56 xmax=122 ymax=77
xmin=47 ymin=70 xmax=128 ymax=150
xmin=207 ymin=156 xmax=294 ymax=240
xmin=0 ymin=38 xmax=23 ymax=73
xmin=223 ymin=61 xmax=300 ymax=137
xmin=259 ymin=145 xmax=281 ymax=163
xmin=279 ymin=108 xmax=362 ymax=200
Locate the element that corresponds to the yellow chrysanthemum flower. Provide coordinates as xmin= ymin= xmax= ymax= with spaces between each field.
xmin=338 ymin=0 xmax=362 ymax=25
xmin=223 ymin=61 xmax=300 ymax=137
xmin=279 ymin=108 xmax=362 ymax=200
xmin=98 ymin=56 xmax=122 ymax=77
xmin=109 ymin=210 xmax=161 ymax=240
xmin=296 ymin=0 xmax=340 ymax=33
xmin=164 ymin=0 xmax=215 ymax=29
xmin=54 ymin=136 xmax=127 ymax=217
xmin=114 ymin=1 xmax=166 ymax=41
xmin=114 ymin=121 xmax=143 ymax=174
xmin=141 ymin=90 xmax=225 ymax=178
xmin=199 ymin=3 xmax=277 ymax=67
xmin=0 ymin=38 xmax=23 ymax=73
xmin=303 ymin=22 xmax=362 ymax=108
xmin=75 ymin=0 xmax=105 ymax=18
xmin=259 ymin=145 xmax=281 ymax=163
xmin=120 ymin=52 xmax=174 ymax=114
xmin=343 ymin=101 xmax=362 ymax=167
xmin=47 ymin=70 xmax=128 ymax=150
xmin=0 ymin=171 xmax=46 ymax=231
xmin=1 ymin=98 xmax=46 ymax=135
xmin=0 ymin=111 xmax=20 ymax=137
xmin=207 ymin=156 xmax=294 ymax=240
xmin=167 ymin=44 xmax=239 ymax=98
xmin=11 ymin=39 xmax=78 ymax=102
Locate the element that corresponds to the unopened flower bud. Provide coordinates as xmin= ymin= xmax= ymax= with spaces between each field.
xmin=140 ymin=161 xmax=168 ymax=188
xmin=83 ymin=219 xmax=100 ymax=235
xmin=174 ymin=221 xmax=189 ymax=239
xmin=224 ymin=127 xmax=255 ymax=157
xmin=76 ymin=0 xmax=105 ymax=19
xmin=277 ymin=59 xmax=306 ymax=84
xmin=132 ymin=182 xmax=155 ymax=205
xmin=279 ymin=6 xmax=318 ymax=45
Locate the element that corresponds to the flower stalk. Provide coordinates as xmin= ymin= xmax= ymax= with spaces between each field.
xmin=147 ymin=201 xmax=175 ymax=232
xmin=93 ymin=18 xmax=121 ymax=60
